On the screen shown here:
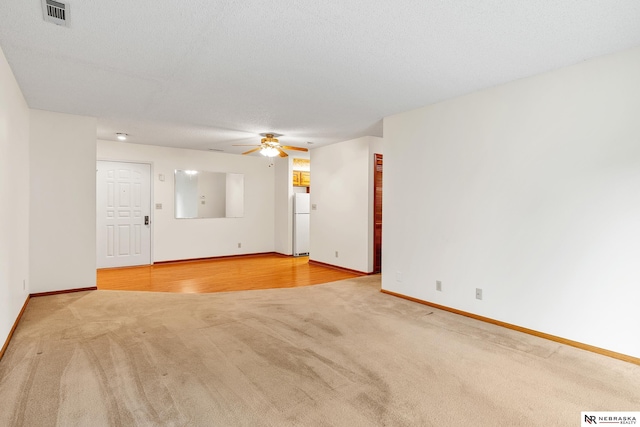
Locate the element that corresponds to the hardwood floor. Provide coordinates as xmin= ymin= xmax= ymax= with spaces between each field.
xmin=97 ymin=254 xmax=363 ymax=293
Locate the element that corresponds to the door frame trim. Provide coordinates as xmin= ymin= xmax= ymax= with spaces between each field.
xmin=96 ymin=159 xmax=154 ymax=267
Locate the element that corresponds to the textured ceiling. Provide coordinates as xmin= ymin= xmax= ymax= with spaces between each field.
xmin=1 ymin=1 xmax=640 ymax=153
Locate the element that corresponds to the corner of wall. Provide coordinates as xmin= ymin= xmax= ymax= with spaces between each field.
xmin=29 ymin=110 xmax=97 ymax=293
xmin=309 ymin=136 xmax=378 ymax=273
xmin=0 ymin=43 xmax=31 ymax=348
xmin=274 ymin=156 xmax=293 ymax=255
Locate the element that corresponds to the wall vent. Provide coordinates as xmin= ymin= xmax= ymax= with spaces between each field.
xmin=41 ymin=0 xmax=70 ymax=27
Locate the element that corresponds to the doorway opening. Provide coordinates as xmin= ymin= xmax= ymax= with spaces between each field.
xmin=373 ymin=154 xmax=383 ymax=273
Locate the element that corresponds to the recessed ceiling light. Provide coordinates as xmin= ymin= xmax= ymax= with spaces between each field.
xmin=116 ymin=133 xmax=127 ymax=141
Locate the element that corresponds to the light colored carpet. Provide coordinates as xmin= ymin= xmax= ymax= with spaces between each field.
xmin=0 ymin=275 xmax=638 ymax=426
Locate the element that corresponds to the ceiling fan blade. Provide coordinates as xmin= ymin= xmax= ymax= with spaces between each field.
xmin=277 ymin=147 xmax=288 ymax=157
xmin=242 ymin=147 xmax=262 ymax=155
xmin=281 ymin=145 xmax=309 ymax=152
xmin=233 ymin=144 xmax=261 ymax=147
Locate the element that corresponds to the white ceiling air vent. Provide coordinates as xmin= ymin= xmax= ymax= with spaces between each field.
xmin=41 ymin=0 xmax=70 ymax=27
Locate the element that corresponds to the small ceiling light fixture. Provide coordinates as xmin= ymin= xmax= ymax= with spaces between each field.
xmin=259 ymin=134 xmax=281 ymax=157
xmin=116 ymin=133 xmax=128 ymax=141
xmin=260 ymin=146 xmax=280 ymax=157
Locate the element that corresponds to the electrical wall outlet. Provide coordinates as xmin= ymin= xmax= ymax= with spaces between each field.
xmin=475 ymin=288 xmax=483 ymax=300
xmin=238 ymin=243 xmax=242 ymax=248
xmin=436 ymin=280 xmax=442 ymax=291
xmin=335 ymin=251 xmax=339 ymax=258
xmin=23 ymin=279 xmax=26 ymax=290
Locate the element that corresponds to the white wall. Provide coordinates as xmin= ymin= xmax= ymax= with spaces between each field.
xmin=175 ymin=171 xmax=199 ymax=218
xmin=225 ymin=173 xmax=244 ymax=218
xmin=29 ymin=110 xmax=97 ymax=293
xmin=310 ymin=136 xmax=382 ymax=273
xmin=0 ymin=46 xmax=30 ymax=347
xmin=383 ymin=46 xmax=640 ymax=358
xmin=274 ymin=156 xmax=293 ymax=255
xmin=196 ymin=172 xmax=226 ymax=218
xmin=97 ymin=140 xmax=275 ymax=261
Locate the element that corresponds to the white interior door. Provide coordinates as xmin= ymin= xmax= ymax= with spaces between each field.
xmin=97 ymin=161 xmax=151 ymax=268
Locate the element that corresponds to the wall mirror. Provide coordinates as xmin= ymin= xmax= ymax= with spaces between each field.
xmin=174 ymin=170 xmax=244 ymax=219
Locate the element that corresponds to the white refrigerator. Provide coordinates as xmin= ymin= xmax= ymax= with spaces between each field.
xmin=293 ymin=193 xmax=310 ymax=256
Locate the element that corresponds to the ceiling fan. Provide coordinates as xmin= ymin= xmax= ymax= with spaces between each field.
xmin=234 ymin=133 xmax=308 ymax=157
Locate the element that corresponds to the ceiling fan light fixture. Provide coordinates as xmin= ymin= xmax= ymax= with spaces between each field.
xmin=261 ymin=133 xmax=279 ymax=144
xmin=260 ymin=146 xmax=279 ymax=157
xmin=116 ymin=133 xmax=127 ymax=141
xmin=234 ymin=132 xmax=307 ymax=157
